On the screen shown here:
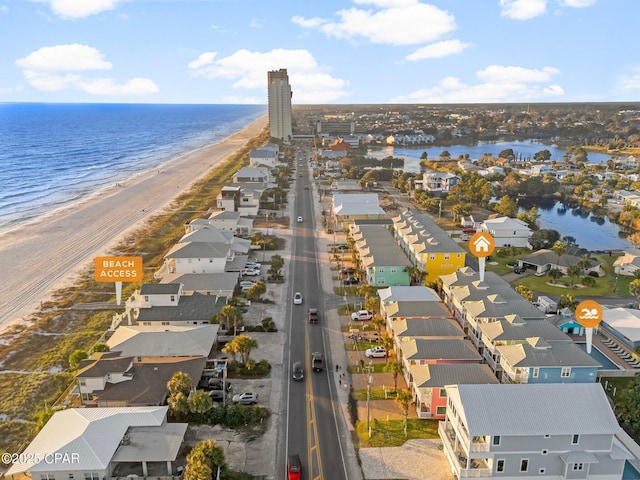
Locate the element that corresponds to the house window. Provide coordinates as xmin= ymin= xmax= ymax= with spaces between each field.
xmin=544 ymin=434 xmax=550 ymax=438
xmin=69 ymin=475 xmax=74 ymax=479
xmin=496 ymin=460 xmax=505 ymax=473
xmin=532 ymin=367 xmax=539 ymax=378
xmin=439 ymin=388 xmax=447 ymax=398
xmin=41 ymin=475 xmax=55 ymax=480
xmin=430 ymin=254 xmax=436 ymax=260
xmin=84 ymin=474 xmax=100 ymax=480
xmin=379 ymin=267 xmax=385 ymax=272
xmin=457 ymin=253 xmax=461 ymax=258
xmin=572 ymin=434 xmax=579 ymax=445
xmin=444 ymin=254 xmax=450 ymax=260
xmin=573 ymin=463 xmax=584 ymax=471
xmin=79 ymin=379 xmax=86 ymax=386
xmin=542 ymin=449 xmax=548 ymax=455
xmin=493 ymin=435 xmax=501 ymax=446
xmin=539 ymin=468 xmax=546 ymax=474
xmin=561 ymin=367 xmax=571 ymax=378
xmin=170 ymin=295 xmax=175 ymax=302
xmin=436 ymin=406 xmax=446 ymax=415
xmin=144 ymin=295 xmax=149 ymax=302
xmin=391 ymin=267 xmax=397 ymax=273
xmin=520 ymin=459 xmax=529 ymax=472
xmin=377 ymin=278 xmax=386 ymax=284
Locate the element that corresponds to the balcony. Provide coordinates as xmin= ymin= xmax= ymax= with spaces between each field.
xmin=470 ymin=436 xmax=490 ymax=453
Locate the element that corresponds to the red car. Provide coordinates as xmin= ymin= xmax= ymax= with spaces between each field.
xmin=287 ymin=454 xmax=302 ymax=480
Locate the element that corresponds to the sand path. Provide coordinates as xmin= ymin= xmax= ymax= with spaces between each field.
xmin=0 ymin=115 xmax=268 ymax=331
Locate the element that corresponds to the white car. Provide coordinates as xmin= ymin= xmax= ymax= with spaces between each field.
xmin=365 ymin=346 xmax=387 ymax=358
xmin=297 ymin=216 xmax=303 ymax=223
xmin=242 ymin=269 xmax=260 ymax=276
xmin=244 ymin=262 xmax=261 ymax=269
xmin=293 ymin=292 xmax=303 ymax=304
xmin=232 ymin=392 xmax=259 ymax=405
xmin=351 ymin=309 xmax=373 ymax=321
xmin=239 ymin=280 xmax=255 ymax=288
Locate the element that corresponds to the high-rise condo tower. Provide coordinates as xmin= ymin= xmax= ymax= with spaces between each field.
xmin=267 ymin=69 xmax=293 ymax=142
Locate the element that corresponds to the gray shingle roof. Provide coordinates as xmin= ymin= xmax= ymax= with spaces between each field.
xmin=140 ymin=283 xmax=181 ymax=295
xmin=401 ymin=339 xmax=481 ymax=361
xmin=385 ymin=301 xmax=452 ymax=319
xmin=391 ymin=318 xmax=464 ymax=338
xmin=136 ymin=293 xmax=223 ymax=323
xmin=411 ymin=363 xmax=499 ymax=388
xmin=480 ymin=316 xmax=572 ymax=343
xmin=497 ymin=338 xmax=602 ymax=368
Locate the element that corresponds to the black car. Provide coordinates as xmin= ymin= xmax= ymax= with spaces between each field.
xmin=307 ymin=308 xmax=319 ymax=323
xmin=208 ymin=390 xmax=226 ymax=401
xmin=207 ymin=378 xmax=232 ymax=391
xmin=343 ymin=277 xmax=360 ymax=285
xmin=341 ymin=267 xmax=355 ymax=275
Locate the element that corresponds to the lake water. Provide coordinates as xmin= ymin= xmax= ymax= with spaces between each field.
xmin=369 ymin=140 xmax=617 ymax=173
xmin=517 ymin=198 xmax=631 ymax=251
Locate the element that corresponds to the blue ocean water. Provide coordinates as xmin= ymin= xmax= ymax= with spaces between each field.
xmin=0 ymin=103 xmax=266 ymax=233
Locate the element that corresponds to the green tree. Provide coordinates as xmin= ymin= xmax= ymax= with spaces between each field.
xmin=384 ymin=360 xmax=404 ymax=392
xmin=567 ymin=264 xmax=581 ymax=286
xmin=581 ymin=276 xmax=596 ymax=287
xmin=213 ymin=304 xmax=243 ymax=332
xmin=167 ymin=371 xmax=192 ymax=397
xmin=90 ymin=343 xmax=110 ymax=354
xmin=494 ymin=195 xmax=518 ymax=217
xmin=629 ymin=279 xmax=640 ymax=308
xmin=552 ymin=241 xmax=566 ymax=266
xmin=529 ymin=229 xmax=560 ymax=250
xmin=223 ymin=334 xmax=258 ymax=364
xmin=68 ymin=349 xmax=88 ymax=370
xmin=615 ymin=376 xmax=640 ymax=434
xmin=577 ymin=254 xmax=592 ymax=275
xmin=548 ymin=268 xmax=563 ymax=283
xmin=168 ymin=391 xmax=190 ymax=421
xmin=534 ymin=149 xmax=552 ymax=162
xmin=245 ymin=280 xmax=267 ymax=301
xmin=188 ymin=389 xmax=213 ymax=414
xmin=381 ymin=334 xmax=394 ymax=364
xmin=558 ymin=293 xmax=578 ymax=312
xmin=515 ymin=284 xmax=534 ymax=302
xmin=371 ymin=315 xmax=385 ymax=334
xmin=184 ymin=439 xmax=227 ymax=480
xmin=268 ymin=254 xmax=284 ymax=279
xmin=395 ymin=389 xmax=413 ymax=433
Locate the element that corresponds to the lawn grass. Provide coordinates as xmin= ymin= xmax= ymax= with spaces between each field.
xmin=354 ymin=418 xmax=440 ymax=448
xmin=348 ymin=363 xmax=389 ymax=374
xmin=352 ymin=388 xmax=400 ymax=401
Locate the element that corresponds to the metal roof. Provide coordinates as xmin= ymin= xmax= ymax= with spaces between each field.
xmin=106 ymin=324 xmax=219 ymax=357
xmin=401 ymin=339 xmax=481 ymax=361
xmin=497 ymin=338 xmax=602 ymax=368
xmin=377 ymin=286 xmax=441 ymax=303
xmin=391 ymin=318 xmax=464 ymax=338
xmin=448 ymin=383 xmax=620 ymax=436
xmin=410 ymin=363 xmax=499 ymax=388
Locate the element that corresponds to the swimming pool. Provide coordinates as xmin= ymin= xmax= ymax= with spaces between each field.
xmin=575 ymin=343 xmax=621 ymax=370
xmin=623 ymin=460 xmax=640 ymax=480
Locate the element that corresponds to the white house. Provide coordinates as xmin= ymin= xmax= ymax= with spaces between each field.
xmin=5 ymin=406 xmax=187 ymax=479
xmin=480 ymin=216 xmax=531 ymax=248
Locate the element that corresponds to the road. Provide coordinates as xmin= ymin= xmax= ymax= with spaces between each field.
xmin=277 ymin=149 xmax=348 ymax=480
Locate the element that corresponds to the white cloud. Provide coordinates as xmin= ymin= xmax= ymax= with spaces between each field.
xmin=293 ymin=1 xmax=456 ymax=45
xmin=477 ymin=65 xmax=559 ymax=82
xmin=618 ymin=75 xmax=640 ymax=93
xmin=405 ymin=39 xmax=472 ymax=61
xmin=499 ymin=0 xmax=547 ymax=20
xmin=16 ymin=44 xmax=158 ymax=96
xmin=390 ymin=65 xmax=564 ymax=103
xmin=32 ymin=0 xmax=127 ymax=19
xmin=187 ymin=48 xmax=350 ymax=103
xmin=16 ymin=44 xmax=112 ymax=72
xmin=187 ymin=52 xmax=217 ymax=70
xmin=559 ymin=0 xmax=596 ymax=6
xmin=0 ymin=5 xmax=8 ymax=13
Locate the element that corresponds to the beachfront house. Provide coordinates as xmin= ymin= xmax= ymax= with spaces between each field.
xmin=186 ymin=210 xmax=254 ymax=238
xmin=5 ymin=406 xmax=187 ymax=480
xmin=331 ymin=193 xmax=386 ymax=228
xmin=216 ymin=184 xmax=264 ymax=216
xmin=439 ymin=383 xmax=630 ymax=480
xmin=106 ymin=324 xmax=219 ymax=357
xmin=232 ymin=167 xmax=270 ymax=183
xmin=76 ymin=353 xmax=206 ymax=406
xmin=249 ymin=148 xmax=279 ymax=168
xmin=422 ymin=171 xmax=460 ymax=194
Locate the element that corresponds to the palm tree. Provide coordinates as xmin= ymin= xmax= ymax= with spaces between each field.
xmin=381 ymin=334 xmax=394 ymax=364
xmin=567 ymin=264 xmax=581 ymax=286
xmin=552 ymin=241 xmax=566 ymax=268
xmin=395 ymin=389 xmax=413 ymax=434
xmin=223 ymin=334 xmax=258 ymax=364
xmin=629 ymin=279 xmax=640 ymax=308
xmin=384 ymin=360 xmax=404 ymax=392
xmin=548 ymin=268 xmax=562 ymax=283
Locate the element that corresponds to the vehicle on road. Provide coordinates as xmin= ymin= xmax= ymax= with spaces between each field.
xmin=312 ymin=352 xmax=323 ymax=372
xmin=343 ymin=277 xmax=360 ymax=285
xmin=297 ymin=216 xmax=303 ymax=223
xmin=351 ymin=309 xmax=373 ymax=321
xmin=365 ymin=346 xmax=388 ymax=358
xmin=292 ymin=361 xmax=304 ymax=381
xmin=231 ymin=392 xmax=258 ymax=405
xmin=293 ymin=292 xmax=303 ymax=305
xmin=208 ymin=390 xmax=226 ymax=401
xmin=307 ymin=308 xmax=319 ymax=323
xmin=305 ymin=184 xmax=309 ymax=190
xmin=287 ymin=454 xmax=302 ymax=480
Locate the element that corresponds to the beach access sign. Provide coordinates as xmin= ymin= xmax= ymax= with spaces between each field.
xmin=94 ymin=256 xmax=143 ymax=305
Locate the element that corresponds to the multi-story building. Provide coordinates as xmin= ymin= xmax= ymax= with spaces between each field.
xmin=268 ymin=69 xmax=292 ymax=141
xmin=439 ymin=383 xmax=631 ymax=479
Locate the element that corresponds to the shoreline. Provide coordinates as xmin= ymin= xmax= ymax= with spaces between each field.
xmin=0 ymin=115 xmax=268 ymax=333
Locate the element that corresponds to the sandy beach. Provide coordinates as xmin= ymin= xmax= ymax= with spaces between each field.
xmin=0 ymin=115 xmax=268 ymax=332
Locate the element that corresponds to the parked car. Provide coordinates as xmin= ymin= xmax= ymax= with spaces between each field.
xmin=335 ymin=244 xmax=349 ymax=250
xmin=231 ymin=392 xmax=259 ymax=405
xmin=343 ymin=277 xmax=360 ymax=285
xmin=365 ymin=346 xmax=388 ymax=358
xmin=307 ymin=308 xmax=319 ymax=323
xmin=287 ymin=454 xmax=302 ymax=480
xmin=305 ymin=184 xmax=309 ymax=190
xmin=351 ymin=309 xmax=373 ymax=321
xmin=207 ymin=379 xmax=231 ymax=391
xmin=341 ymin=267 xmax=355 ymax=275
xmin=312 ymin=352 xmax=323 ymax=372
xmin=244 ymin=262 xmax=261 ymax=269
xmin=297 ymin=216 xmax=303 ymax=223
xmin=239 ymin=280 xmax=255 ymax=288
xmin=292 ymin=361 xmax=304 ymax=381
xmin=208 ymin=390 xmax=226 ymax=401
xmin=242 ymin=268 xmax=261 ymax=276
xmin=293 ymin=292 xmax=303 ymax=305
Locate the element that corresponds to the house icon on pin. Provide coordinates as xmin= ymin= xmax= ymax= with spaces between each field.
xmin=473 ymin=235 xmax=491 ymax=253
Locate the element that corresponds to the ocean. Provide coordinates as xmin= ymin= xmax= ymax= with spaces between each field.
xmin=0 ymin=103 xmax=267 ymax=233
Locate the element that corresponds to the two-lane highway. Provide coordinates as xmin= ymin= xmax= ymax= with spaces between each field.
xmin=279 ymin=148 xmax=348 ymax=480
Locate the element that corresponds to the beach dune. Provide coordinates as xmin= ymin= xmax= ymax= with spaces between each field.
xmin=0 ymin=116 xmax=268 ymax=332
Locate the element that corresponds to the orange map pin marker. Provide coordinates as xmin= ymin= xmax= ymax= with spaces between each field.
xmin=469 ymin=232 xmax=495 ymax=281
xmin=575 ymin=299 xmax=603 ymax=354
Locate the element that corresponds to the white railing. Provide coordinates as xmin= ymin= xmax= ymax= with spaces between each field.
xmin=459 ymin=467 xmax=492 ymax=478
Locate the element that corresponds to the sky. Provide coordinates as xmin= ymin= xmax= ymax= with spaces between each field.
xmin=1 ymin=0 xmax=640 ymax=105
